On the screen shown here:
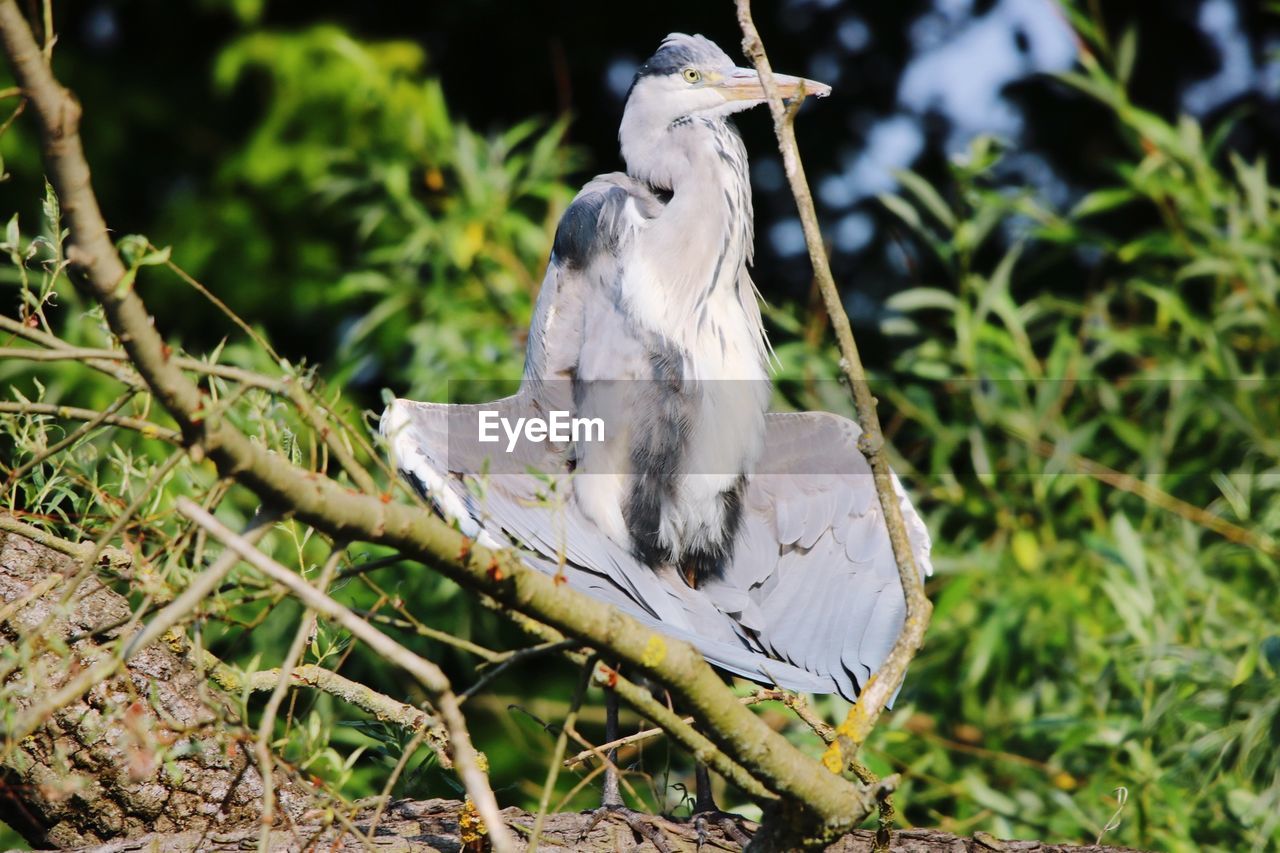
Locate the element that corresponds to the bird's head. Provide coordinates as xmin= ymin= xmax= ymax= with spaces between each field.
xmin=624 ymin=33 xmax=831 ymax=126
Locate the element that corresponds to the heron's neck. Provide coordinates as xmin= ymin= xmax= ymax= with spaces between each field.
xmin=621 ymin=115 xmax=755 ymax=276
xmin=619 ymin=115 xmax=766 ymax=373
xmin=623 ymin=116 xmax=750 ymax=212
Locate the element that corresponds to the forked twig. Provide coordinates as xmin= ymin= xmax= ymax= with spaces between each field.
xmin=735 ymin=0 xmax=932 ymax=776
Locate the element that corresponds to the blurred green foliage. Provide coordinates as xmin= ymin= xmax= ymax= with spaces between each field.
xmin=2 ymin=6 xmax=1278 ymax=853
xmin=151 ymin=25 xmax=579 ymax=400
xmin=832 ymin=22 xmax=1279 ymax=852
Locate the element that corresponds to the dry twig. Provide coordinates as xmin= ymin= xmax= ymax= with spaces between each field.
xmin=736 ymin=0 xmax=932 ymax=779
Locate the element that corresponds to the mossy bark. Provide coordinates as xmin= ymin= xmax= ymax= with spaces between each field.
xmin=0 ymin=530 xmax=309 ymax=848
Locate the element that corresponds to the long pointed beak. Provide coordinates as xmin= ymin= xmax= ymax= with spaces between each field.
xmin=715 ymin=66 xmax=832 ymax=101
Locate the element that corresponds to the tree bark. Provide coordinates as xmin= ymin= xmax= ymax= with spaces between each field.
xmin=0 ymin=528 xmax=309 ymax=848
xmin=60 ymin=797 xmax=1149 ymax=852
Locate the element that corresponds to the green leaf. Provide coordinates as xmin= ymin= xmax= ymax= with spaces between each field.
xmin=112 ymin=266 xmax=138 ymax=297
xmin=1115 ymin=25 xmax=1137 ymax=87
xmin=878 ymin=192 xmax=924 ymax=235
xmin=1011 ymin=530 xmax=1042 ymax=572
xmin=964 ymin=774 xmax=1019 ymax=815
xmin=1232 ymin=644 xmax=1259 ymax=687
xmin=885 ymin=287 xmax=959 ymax=314
xmin=894 ymin=169 xmax=956 ymax=229
xmin=138 ymin=245 xmax=172 ymax=267
xmin=1070 ymin=188 xmax=1138 ymax=219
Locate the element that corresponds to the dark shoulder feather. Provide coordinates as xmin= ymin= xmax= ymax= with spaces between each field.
xmin=550 ymin=174 xmax=664 ymax=271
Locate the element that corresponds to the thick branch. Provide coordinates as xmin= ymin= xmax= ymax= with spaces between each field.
xmin=211 ymin=661 xmax=451 ymax=765
xmin=0 ymin=512 xmax=131 ymax=572
xmin=0 ymin=2 xmax=881 ymax=834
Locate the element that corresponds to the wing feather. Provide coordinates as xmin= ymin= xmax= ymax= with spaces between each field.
xmin=739 ymin=411 xmax=933 ymax=701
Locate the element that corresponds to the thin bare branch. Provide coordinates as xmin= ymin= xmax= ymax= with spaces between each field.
xmin=461 ymin=639 xmax=581 ymax=703
xmin=0 ymin=314 xmax=142 ymax=387
xmin=735 ymin=0 xmax=932 ymax=780
xmin=0 ymin=400 xmax=180 ymax=443
xmin=563 ymin=690 xmax=787 ymax=770
xmin=0 ymin=344 xmax=131 ymax=361
xmin=0 ymin=334 xmax=286 ymax=392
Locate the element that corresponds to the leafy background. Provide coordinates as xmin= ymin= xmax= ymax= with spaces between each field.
xmin=1 ymin=1 xmax=1278 ymax=850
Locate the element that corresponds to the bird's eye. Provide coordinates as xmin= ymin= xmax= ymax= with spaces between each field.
xmin=682 ymin=68 xmax=701 ymax=84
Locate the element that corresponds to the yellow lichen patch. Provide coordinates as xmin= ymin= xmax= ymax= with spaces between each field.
xmin=640 ymin=634 xmax=667 ymax=667
xmin=821 ymin=740 xmax=843 ymax=774
xmin=835 ymin=675 xmax=878 ymax=743
xmin=458 ymin=797 xmax=487 ymax=848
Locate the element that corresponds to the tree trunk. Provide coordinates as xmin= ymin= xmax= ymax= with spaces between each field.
xmin=0 ymin=529 xmax=309 ymax=848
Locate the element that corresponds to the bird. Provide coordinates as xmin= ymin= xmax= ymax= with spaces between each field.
xmin=382 ymin=31 xmax=932 ymax=806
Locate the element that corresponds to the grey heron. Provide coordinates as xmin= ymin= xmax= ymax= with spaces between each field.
xmin=383 ymin=32 xmax=932 ymax=810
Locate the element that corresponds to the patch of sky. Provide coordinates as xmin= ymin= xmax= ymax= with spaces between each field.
xmin=836 ymin=17 xmax=871 ymax=53
xmin=819 ymin=115 xmax=925 ymax=212
xmin=769 ymin=218 xmax=808 ymax=258
xmin=834 ymin=211 xmax=875 ymax=253
xmin=1182 ymin=0 xmax=1259 ymax=115
xmin=753 ymin=157 xmax=786 ymax=193
xmin=809 ymin=50 xmax=844 ymax=87
xmin=607 ymin=57 xmax=639 ymax=100
xmin=899 ymin=0 xmax=1075 ymax=147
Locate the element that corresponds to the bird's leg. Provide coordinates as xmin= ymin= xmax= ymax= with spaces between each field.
xmin=693 ymin=761 xmax=717 ymax=813
xmin=580 ymin=671 xmax=677 ymax=852
xmin=691 ymin=758 xmax=753 ymax=848
xmin=600 ymin=683 xmax=622 ymax=807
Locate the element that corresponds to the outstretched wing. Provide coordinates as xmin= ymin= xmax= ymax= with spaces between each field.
xmin=698 ymin=411 xmax=932 ymax=701
xmin=379 ymin=396 xmax=837 ymax=695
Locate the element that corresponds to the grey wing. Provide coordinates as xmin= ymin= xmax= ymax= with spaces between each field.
xmin=523 ymin=172 xmax=664 ymax=386
xmin=703 ymin=411 xmax=933 ymax=702
xmin=380 ymin=394 xmax=834 ymax=693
